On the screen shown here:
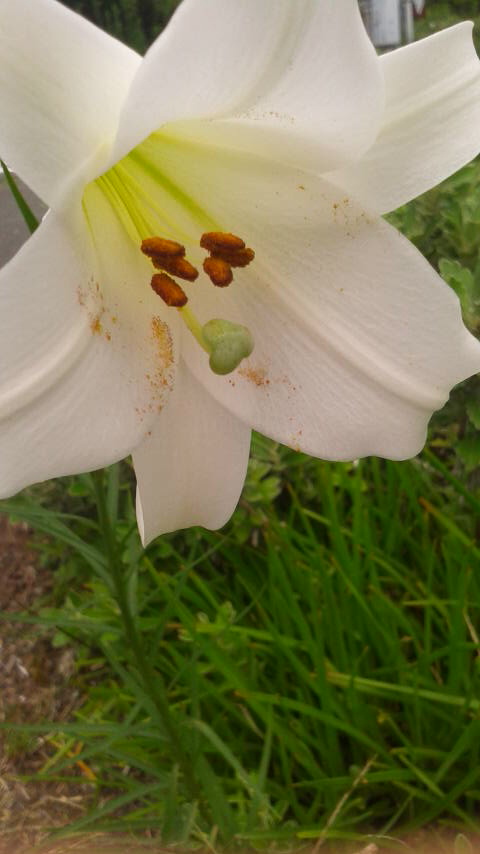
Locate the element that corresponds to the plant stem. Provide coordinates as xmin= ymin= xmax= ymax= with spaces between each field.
xmin=91 ymin=470 xmax=202 ymax=808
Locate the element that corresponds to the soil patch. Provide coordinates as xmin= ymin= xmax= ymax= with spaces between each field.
xmin=0 ymin=515 xmax=88 ymax=849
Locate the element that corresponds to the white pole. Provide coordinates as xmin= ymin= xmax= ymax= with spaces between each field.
xmin=359 ymin=0 xmax=415 ymax=49
xmin=401 ymin=0 xmax=415 ymax=43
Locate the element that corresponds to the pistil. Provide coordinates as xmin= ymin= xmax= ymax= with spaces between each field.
xmin=202 ymin=318 xmax=254 ymax=375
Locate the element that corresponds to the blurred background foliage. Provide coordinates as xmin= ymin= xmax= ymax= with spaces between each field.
xmin=416 ymin=2 xmax=480 ymax=50
xmin=444 ymin=0 xmax=479 ymax=15
xmin=58 ymin=0 xmax=480 ymax=53
xmin=59 ymin=0 xmax=181 ymax=52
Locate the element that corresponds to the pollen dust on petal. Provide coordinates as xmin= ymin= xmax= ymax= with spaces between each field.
xmin=237 ymin=362 xmax=299 ymax=407
xmin=90 ymin=316 xmax=103 ymax=335
xmin=146 ymin=316 xmax=174 ymax=414
xmin=238 ymin=364 xmax=271 ymax=388
xmin=332 ymin=197 xmax=374 ymax=239
xmin=77 ymin=278 xmax=113 ymax=343
xmin=289 ymin=429 xmax=303 ymax=453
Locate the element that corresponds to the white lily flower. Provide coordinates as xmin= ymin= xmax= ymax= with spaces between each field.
xmin=1 ymin=0 xmax=480 ymax=544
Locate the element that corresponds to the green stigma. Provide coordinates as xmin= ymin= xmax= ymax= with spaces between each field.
xmin=202 ymin=318 xmax=254 ymax=375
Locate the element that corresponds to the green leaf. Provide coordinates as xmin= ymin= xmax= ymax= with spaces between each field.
xmin=439 ymin=257 xmax=473 ymax=301
xmin=466 ymin=397 xmax=480 ymax=430
xmin=1 ymin=159 xmax=39 ymax=234
xmin=457 ymin=435 xmax=480 ymax=471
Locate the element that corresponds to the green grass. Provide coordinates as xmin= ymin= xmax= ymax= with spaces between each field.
xmin=415 ymin=4 xmax=480 ymax=54
xmin=2 ymin=434 xmax=480 ymax=844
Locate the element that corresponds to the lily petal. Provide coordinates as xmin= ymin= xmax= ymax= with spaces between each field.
xmin=111 ymin=0 xmax=383 ymax=174
xmin=155 ymin=139 xmax=480 ymax=460
xmin=0 ymin=208 xmax=177 ymax=498
xmin=326 ymin=23 xmax=480 ymax=214
xmin=0 ymin=0 xmax=141 ymax=206
xmin=133 ymin=363 xmax=251 ymax=545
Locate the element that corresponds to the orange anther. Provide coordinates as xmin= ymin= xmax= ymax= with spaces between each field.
xmin=212 ymin=247 xmax=255 ymax=268
xmin=151 ymin=273 xmax=188 ymax=307
xmin=200 ymin=231 xmax=245 ymax=253
xmin=141 ymin=237 xmax=185 ymax=258
xmin=152 ymin=256 xmax=199 ymax=281
xmin=203 ymin=256 xmax=233 ymax=287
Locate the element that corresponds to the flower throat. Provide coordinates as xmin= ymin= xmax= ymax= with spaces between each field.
xmin=82 ymin=137 xmax=255 ymax=375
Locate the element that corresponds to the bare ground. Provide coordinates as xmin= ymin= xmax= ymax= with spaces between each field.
xmin=0 ymin=515 xmax=91 ymax=850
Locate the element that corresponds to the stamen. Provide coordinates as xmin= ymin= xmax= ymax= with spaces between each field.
xmin=200 ymin=232 xmax=246 ymax=253
xmin=151 ymin=273 xmax=188 ymax=307
xmin=203 ymin=257 xmax=233 ymax=287
xmin=211 ymin=247 xmax=255 ymax=268
xmin=151 ymin=255 xmax=199 ymax=281
xmin=200 ymin=231 xmax=255 ymax=272
xmin=141 ymin=237 xmax=185 ymax=258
